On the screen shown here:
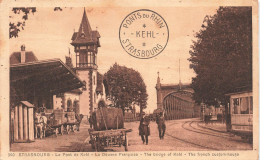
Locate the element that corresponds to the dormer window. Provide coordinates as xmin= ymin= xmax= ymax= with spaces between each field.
xmin=81 ymin=33 xmax=85 ymax=38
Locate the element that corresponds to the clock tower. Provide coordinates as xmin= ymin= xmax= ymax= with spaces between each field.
xmin=71 ymin=8 xmax=100 ymax=116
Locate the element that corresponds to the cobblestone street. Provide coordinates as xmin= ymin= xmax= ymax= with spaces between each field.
xmin=107 ymin=118 xmax=252 ymax=151
xmin=11 ymin=118 xmax=252 ymax=152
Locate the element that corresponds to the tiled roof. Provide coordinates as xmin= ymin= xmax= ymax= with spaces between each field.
xmin=10 ymin=51 xmax=38 ymax=65
xmin=71 ymin=9 xmax=100 ymax=45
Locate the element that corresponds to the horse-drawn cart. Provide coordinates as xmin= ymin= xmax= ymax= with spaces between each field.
xmin=88 ymin=107 xmax=132 ymax=151
xmin=37 ymin=109 xmax=83 ymax=138
xmin=88 ymin=128 xmax=132 ymax=151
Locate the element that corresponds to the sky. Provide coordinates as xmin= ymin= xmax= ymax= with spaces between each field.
xmin=9 ymin=7 xmax=218 ymax=113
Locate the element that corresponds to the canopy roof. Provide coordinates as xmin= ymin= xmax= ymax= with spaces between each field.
xmin=10 ymin=58 xmax=85 ymax=94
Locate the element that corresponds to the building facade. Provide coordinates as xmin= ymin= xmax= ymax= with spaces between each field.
xmin=70 ymin=9 xmax=107 ymax=117
xmin=155 ymin=73 xmax=200 ymax=120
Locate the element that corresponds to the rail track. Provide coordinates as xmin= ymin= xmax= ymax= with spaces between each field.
xmin=165 ymin=120 xmax=250 ymax=150
xmin=165 ymin=121 xmax=219 ymax=150
xmin=185 ymin=121 xmax=232 ymax=139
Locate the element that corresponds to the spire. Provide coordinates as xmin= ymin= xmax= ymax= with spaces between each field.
xmin=79 ymin=8 xmax=92 ymax=37
xmin=71 ymin=8 xmax=101 ymax=46
xmin=157 ymin=71 xmax=160 ymax=84
xmin=156 ymin=71 xmax=161 ymax=89
xmin=71 ymin=7 xmax=93 ymax=44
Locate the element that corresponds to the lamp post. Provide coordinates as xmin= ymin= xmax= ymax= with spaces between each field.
xmin=201 ymin=102 xmax=205 ymax=121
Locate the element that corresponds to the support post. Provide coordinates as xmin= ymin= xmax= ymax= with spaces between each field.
xmin=28 ymin=107 xmax=34 ymax=141
xmin=18 ymin=104 xmax=24 ymax=140
xmin=14 ymin=106 xmax=19 ymax=141
xmin=23 ymin=107 xmax=28 ymax=140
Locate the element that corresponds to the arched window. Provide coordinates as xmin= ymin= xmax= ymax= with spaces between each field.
xmin=73 ymin=100 xmax=79 ymax=114
xmin=67 ymin=99 xmax=72 ymax=112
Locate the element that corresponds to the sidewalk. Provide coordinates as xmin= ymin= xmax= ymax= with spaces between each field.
xmin=10 ymin=121 xmax=90 ymax=152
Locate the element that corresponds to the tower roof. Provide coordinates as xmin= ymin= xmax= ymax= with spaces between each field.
xmin=71 ymin=8 xmax=100 ymax=46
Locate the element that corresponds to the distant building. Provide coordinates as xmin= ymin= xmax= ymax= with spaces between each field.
xmin=10 ymin=45 xmax=38 ymax=64
xmin=155 ymin=73 xmax=200 ymax=120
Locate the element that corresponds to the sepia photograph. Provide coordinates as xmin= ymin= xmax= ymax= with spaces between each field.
xmin=0 ymin=0 xmax=258 ymax=159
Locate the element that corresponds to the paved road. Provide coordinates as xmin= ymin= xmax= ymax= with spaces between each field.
xmin=83 ymin=118 xmax=252 ymax=151
xmin=10 ymin=118 xmax=252 ymax=152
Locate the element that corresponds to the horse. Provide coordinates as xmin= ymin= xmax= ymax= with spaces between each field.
xmin=156 ymin=114 xmax=166 ymax=139
xmin=75 ymin=114 xmax=84 ymax=131
xmin=139 ymin=115 xmax=150 ymax=145
xmin=35 ymin=113 xmax=47 ymax=139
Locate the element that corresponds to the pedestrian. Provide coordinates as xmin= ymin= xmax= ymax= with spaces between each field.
xmin=89 ymin=115 xmax=93 ymax=129
xmin=156 ymin=112 xmax=166 ymax=139
xmin=139 ymin=112 xmax=150 ymax=145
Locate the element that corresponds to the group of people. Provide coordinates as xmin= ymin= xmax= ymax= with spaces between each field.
xmin=138 ymin=112 xmax=166 ymax=145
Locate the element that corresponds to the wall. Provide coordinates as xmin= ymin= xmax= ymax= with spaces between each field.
xmin=64 ymin=92 xmax=80 ymax=111
xmin=77 ymin=70 xmax=90 ymax=116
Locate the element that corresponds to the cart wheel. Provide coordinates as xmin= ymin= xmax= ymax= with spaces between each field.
xmin=124 ymin=135 xmax=128 ymax=151
xmin=61 ymin=125 xmax=64 ymax=135
xmin=119 ymin=136 xmax=122 ymax=147
xmin=67 ymin=125 xmax=70 ymax=134
xmin=95 ymin=137 xmax=100 ymax=152
xmin=91 ymin=140 xmax=95 ymax=149
xmin=55 ymin=128 xmax=58 ymax=136
xmin=89 ymin=135 xmax=95 ymax=149
xmin=93 ymin=140 xmax=98 ymax=151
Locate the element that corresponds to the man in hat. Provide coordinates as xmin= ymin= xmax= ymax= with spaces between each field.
xmin=139 ymin=112 xmax=150 ymax=145
xmin=156 ymin=112 xmax=166 ymax=139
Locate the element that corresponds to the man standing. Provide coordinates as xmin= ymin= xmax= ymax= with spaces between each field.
xmin=156 ymin=112 xmax=166 ymax=139
xmin=139 ymin=112 xmax=150 ymax=145
xmin=89 ymin=115 xmax=93 ymax=129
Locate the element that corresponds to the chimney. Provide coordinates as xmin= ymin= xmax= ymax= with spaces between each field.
xmin=21 ymin=45 xmax=26 ymax=63
xmin=65 ymin=56 xmax=73 ymax=69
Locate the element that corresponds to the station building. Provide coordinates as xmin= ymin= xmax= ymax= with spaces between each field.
xmin=10 ymin=45 xmax=85 ymax=143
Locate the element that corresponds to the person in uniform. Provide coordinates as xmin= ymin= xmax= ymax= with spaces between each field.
xmin=156 ymin=112 xmax=166 ymax=139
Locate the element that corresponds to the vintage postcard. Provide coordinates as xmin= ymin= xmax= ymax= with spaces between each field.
xmin=0 ymin=0 xmax=258 ymax=160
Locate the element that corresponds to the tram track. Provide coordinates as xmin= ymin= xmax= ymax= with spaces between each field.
xmin=182 ymin=121 xmax=249 ymax=145
xmin=165 ymin=120 xmax=250 ymax=150
xmin=197 ymin=122 xmax=229 ymax=133
xmin=182 ymin=121 xmax=233 ymax=139
xmin=165 ymin=121 xmax=219 ymax=150
xmin=188 ymin=121 xmax=232 ymax=138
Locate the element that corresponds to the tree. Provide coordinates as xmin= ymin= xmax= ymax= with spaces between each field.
xmin=189 ymin=7 xmax=252 ymax=106
xmin=104 ymin=63 xmax=148 ymax=114
xmin=9 ymin=8 xmax=36 ymax=38
xmin=9 ymin=7 xmax=63 ymax=38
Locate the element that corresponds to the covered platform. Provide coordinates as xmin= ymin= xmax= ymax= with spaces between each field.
xmin=10 ymin=58 xmax=85 ymax=109
xmin=10 ymin=58 xmax=85 ymax=144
